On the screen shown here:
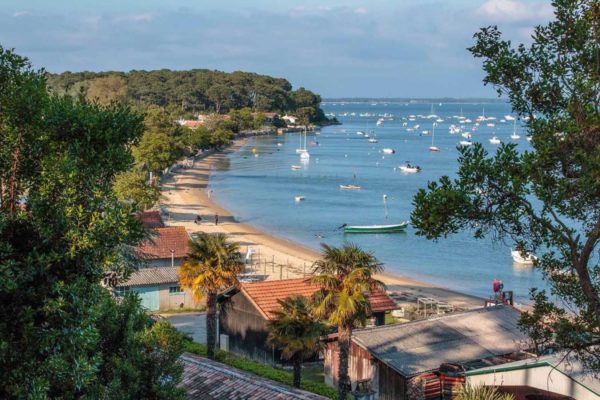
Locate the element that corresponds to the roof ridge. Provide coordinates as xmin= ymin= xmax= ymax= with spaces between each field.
xmin=353 ymin=305 xmax=512 ymax=336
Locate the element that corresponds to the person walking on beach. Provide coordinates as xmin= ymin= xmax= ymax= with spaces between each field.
xmin=215 ymin=213 xmax=219 ymax=225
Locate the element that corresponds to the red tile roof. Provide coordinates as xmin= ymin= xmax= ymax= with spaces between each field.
xmin=241 ymin=278 xmax=396 ymax=320
xmin=137 ymin=226 xmax=190 ymax=260
xmin=180 ymin=353 xmax=327 ymax=399
xmin=135 ymin=210 xmax=165 ymax=229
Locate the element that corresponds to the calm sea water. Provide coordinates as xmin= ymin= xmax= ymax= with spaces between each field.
xmin=210 ymin=102 xmax=547 ymax=303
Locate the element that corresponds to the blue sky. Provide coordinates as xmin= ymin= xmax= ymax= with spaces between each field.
xmin=0 ymin=0 xmax=553 ymax=97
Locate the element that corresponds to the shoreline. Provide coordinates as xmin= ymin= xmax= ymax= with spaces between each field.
xmin=161 ymin=139 xmax=487 ymax=310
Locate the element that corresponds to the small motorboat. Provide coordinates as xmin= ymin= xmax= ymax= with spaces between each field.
xmin=382 ymin=148 xmax=396 ymax=154
xmin=368 ymin=138 xmax=378 ymax=143
xmin=489 ymin=136 xmax=501 ymax=144
xmin=291 ymin=165 xmax=302 ymax=170
xmin=356 ymin=131 xmax=365 ymax=135
xmin=462 ymin=132 xmax=472 ymax=139
xmin=511 ymin=250 xmax=537 ymax=264
xmin=459 ymin=140 xmax=473 ymax=146
xmin=343 ymin=222 xmax=408 ymax=234
xmin=340 ymin=184 xmax=361 ymax=190
xmin=294 ymin=196 xmax=305 ymax=202
xmin=428 ymin=146 xmax=440 ymax=152
xmin=399 ymin=164 xmax=421 ymax=173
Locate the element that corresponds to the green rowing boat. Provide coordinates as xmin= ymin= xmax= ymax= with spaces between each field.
xmin=343 ymin=222 xmax=408 ymax=234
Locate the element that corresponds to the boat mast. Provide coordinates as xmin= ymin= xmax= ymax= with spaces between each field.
xmin=383 ymin=194 xmax=388 ymax=220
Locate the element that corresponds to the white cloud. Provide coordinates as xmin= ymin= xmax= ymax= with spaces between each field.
xmin=354 ymin=7 xmax=367 ymax=15
xmin=13 ymin=11 xmax=28 ymax=17
xmin=476 ymin=0 xmax=553 ymax=22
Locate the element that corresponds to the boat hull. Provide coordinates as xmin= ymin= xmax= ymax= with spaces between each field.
xmin=344 ymin=223 xmax=408 ymax=233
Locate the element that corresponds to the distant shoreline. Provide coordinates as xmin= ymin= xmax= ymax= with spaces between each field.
xmin=322 ymin=97 xmax=508 ymax=104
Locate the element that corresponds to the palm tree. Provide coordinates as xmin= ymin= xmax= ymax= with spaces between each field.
xmin=311 ymin=243 xmax=384 ymax=400
xmin=456 ymin=384 xmax=514 ymax=400
xmin=267 ymin=295 xmax=326 ymax=388
xmin=178 ymin=233 xmax=243 ymax=359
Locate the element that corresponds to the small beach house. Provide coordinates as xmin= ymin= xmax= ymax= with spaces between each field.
xmin=114 ymin=224 xmax=197 ymax=311
xmin=323 ymin=305 xmax=534 ymax=400
xmin=218 ymin=278 xmax=397 ymax=365
xmin=464 ymin=352 xmax=600 ymax=400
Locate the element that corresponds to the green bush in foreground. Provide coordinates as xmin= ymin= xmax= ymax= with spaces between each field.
xmin=183 ymin=340 xmax=337 ymax=399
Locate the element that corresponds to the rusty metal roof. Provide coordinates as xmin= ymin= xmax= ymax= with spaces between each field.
xmin=352 ymin=305 xmax=528 ymax=377
xmin=180 ymin=353 xmax=328 ymax=399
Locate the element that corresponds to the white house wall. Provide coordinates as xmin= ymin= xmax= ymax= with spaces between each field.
xmin=466 ymin=366 xmax=599 ymax=400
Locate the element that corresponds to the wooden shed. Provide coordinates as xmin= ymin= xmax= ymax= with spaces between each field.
xmin=218 ymin=278 xmax=397 ymax=365
xmin=323 ymin=305 xmax=532 ymax=399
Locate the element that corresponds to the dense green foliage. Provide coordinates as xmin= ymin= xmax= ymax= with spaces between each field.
xmin=46 ymin=69 xmax=328 ymax=122
xmin=455 ymin=384 xmax=514 ymax=400
xmin=267 ymin=295 xmax=326 ymax=388
xmin=0 ymin=46 xmax=184 ymax=398
xmin=411 ymin=0 xmax=599 ymax=371
xmin=183 ymin=340 xmax=337 ymax=399
xmin=113 ymin=170 xmax=161 ymax=210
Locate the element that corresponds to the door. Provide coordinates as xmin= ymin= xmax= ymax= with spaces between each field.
xmin=133 ymin=286 xmax=160 ymax=311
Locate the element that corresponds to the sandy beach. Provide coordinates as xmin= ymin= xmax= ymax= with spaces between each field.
xmin=160 ymin=139 xmax=486 ymax=311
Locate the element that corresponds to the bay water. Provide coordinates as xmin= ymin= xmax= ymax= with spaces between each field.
xmin=210 ymin=102 xmax=547 ymax=304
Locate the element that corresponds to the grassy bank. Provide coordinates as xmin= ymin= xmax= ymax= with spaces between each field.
xmin=183 ymin=339 xmax=337 ymax=399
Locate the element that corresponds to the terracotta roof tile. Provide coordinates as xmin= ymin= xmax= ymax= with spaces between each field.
xmin=137 ymin=226 xmax=190 ymax=260
xmin=241 ymin=278 xmax=396 ymax=320
xmin=135 ymin=211 xmax=165 ymax=229
xmin=180 ymin=353 xmax=328 ymax=399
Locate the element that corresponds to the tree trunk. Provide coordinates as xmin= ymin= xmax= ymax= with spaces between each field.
xmin=293 ymin=354 xmax=302 ymax=388
xmin=206 ymin=292 xmax=217 ymax=359
xmin=337 ymin=325 xmax=351 ymax=400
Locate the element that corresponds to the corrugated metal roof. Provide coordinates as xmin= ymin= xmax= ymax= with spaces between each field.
xmin=241 ymin=278 xmax=397 ymax=320
xmin=352 ymin=305 xmax=527 ymax=377
xmin=121 ymin=266 xmax=179 ymax=287
xmin=180 ymin=353 xmax=328 ymax=399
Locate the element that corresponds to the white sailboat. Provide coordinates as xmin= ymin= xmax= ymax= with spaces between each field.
xmin=510 ymin=120 xmax=521 ymax=140
xmin=340 ymin=169 xmax=361 ymax=190
xmin=296 ymin=129 xmax=308 ymax=154
xmin=511 ymin=249 xmax=537 ymax=264
xmin=428 ymin=122 xmax=440 ymax=152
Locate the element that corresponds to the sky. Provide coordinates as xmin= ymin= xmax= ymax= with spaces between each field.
xmin=0 ymin=0 xmax=554 ymax=98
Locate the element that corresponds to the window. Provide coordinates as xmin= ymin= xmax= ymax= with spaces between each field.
xmin=169 ymin=286 xmax=183 ymax=294
xmin=114 ymin=287 xmax=130 ymax=296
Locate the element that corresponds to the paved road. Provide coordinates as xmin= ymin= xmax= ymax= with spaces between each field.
xmin=164 ymin=313 xmax=206 ymax=343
